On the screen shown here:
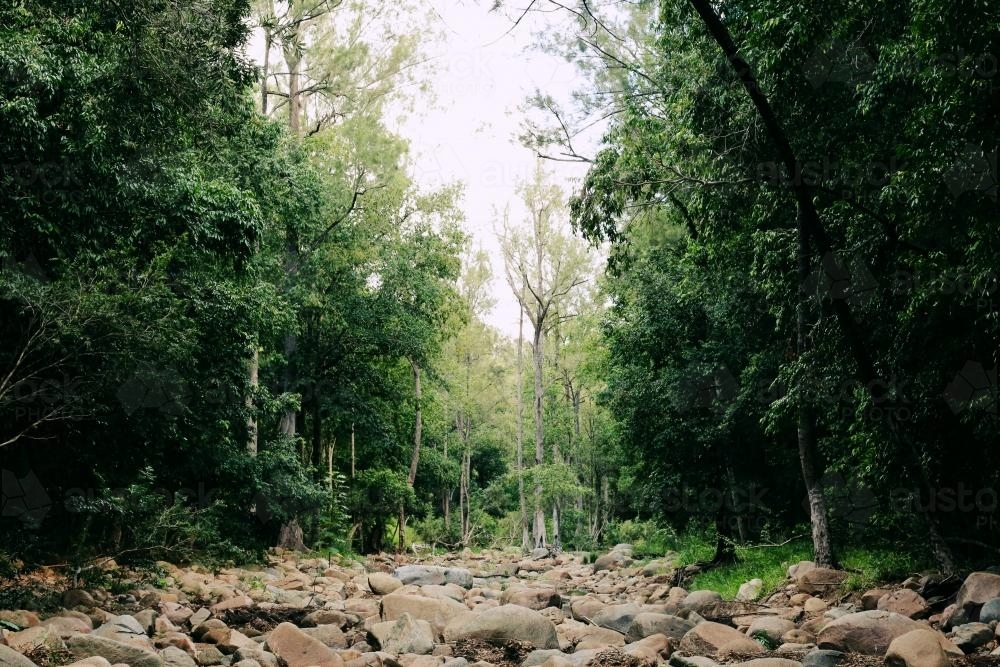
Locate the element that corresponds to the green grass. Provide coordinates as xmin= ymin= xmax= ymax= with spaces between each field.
xmin=837 ymin=546 xmax=935 ymax=593
xmin=688 ymin=538 xmax=813 ymax=599
xmin=678 ymin=536 xmax=936 ymax=599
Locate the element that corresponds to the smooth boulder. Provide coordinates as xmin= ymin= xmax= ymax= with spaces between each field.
xmin=264 ymin=622 xmax=344 ymax=667
xmin=816 ymin=610 xmax=923 ymax=655
xmin=443 ymin=605 xmax=559 ymax=649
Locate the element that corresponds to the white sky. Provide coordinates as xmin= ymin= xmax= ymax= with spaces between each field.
xmin=393 ymin=2 xmax=600 ymax=338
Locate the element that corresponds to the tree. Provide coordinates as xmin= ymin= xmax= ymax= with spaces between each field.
xmin=500 ymin=162 xmax=591 ymax=550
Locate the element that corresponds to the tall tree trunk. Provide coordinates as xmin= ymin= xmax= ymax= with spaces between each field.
xmin=460 ymin=448 xmax=471 ymax=543
xmin=517 ymin=298 xmax=530 ymax=552
xmin=278 ymin=334 xmax=297 ymax=437
xmin=443 ymin=432 xmax=450 ymax=530
xmin=551 ymin=501 xmax=561 ymax=551
xmin=400 ymin=358 xmax=422 ymax=553
xmin=798 ymin=217 xmax=836 ymax=567
xmin=287 ymin=47 xmax=301 ymax=136
xmin=407 ymin=359 xmax=422 ymax=486
xmin=532 ymin=327 xmax=547 ymax=549
xmin=350 ymin=420 xmax=355 ymax=478
xmin=311 ymin=385 xmax=322 ymax=469
xmin=247 ymin=347 xmax=258 ymax=454
xmin=260 ymin=27 xmax=272 ymax=115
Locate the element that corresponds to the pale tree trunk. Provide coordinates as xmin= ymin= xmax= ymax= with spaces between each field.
xmin=260 ymin=27 xmax=272 ymax=115
xmin=443 ymin=433 xmax=450 ymax=530
xmin=516 ymin=300 xmax=530 ymax=552
xmin=247 ymin=347 xmax=258 ymax=455
xmin=797 ymin=219 xmax=835 ymax=567
xmin=273 ymin=21 xmax=302 ymax=550
xmin=461 ymin=448 xmax=471 ymax=543
xmin=287 ymin=46 xmax=301 ymax=136
xmin=278 ymin=336 xmax=297 ymax=437
xmin=407 ymin=360 xmax=422 ymax=486
xmin=532 ymin=327 xmax=547 ymax=550
xmin=400 ymin=359 xmax=422 ymax=552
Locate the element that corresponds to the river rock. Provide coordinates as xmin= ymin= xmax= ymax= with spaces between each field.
xmin=500 ymin=586 xmax=562 ymax=610
xmin=954 ymin=572 xmax=1000 ymax=623
xmin=393 ymin=566 xmax=472 ymax=589
xmin=679 ymin=621 xmax=765 ymax=656
xmin=626 ymin=613 xmax=695 ymax=642
xmin=0 ymin=645 xmax=39 ymax=667
xmin=950 ymin=622 xmax=993 ymax=653
xmin=737 ymin=580 xmax=765 ymax=602
xmin=816 ymin=610 xmax=923 ymax=655
xmin=682 ymin=590 xmax=723 ymax=610
xmin=801 ymin=649 xmax=844 ymax=667
xmin=979 ymin=597 xmax=1000 ymax=624
xmin=443 ymin=605 xmax=559 ymax=649
xmin=67 ymin=635 xmax=164 ymax=667
xmin=592 ymin=603 xmax=642 ymax=634
xmin=5 ymin=626 xmax=65 ymax=653
xmin=368 ymin=613 xmax=434 ymax=655
xmin=264 ymin=622 xmax=343 ymax=667
xmin=885 ymin=629 xmax=962 ymax=667
xmin=878 ymin=590 xmax=929 ymax=619
xmin=796 ymin=569 xmax=847 ymax=596
xmin=748 ymin=617 xmax=796 ymax=645
xmin=381 ymin=591 xmax=470 ymax=639
xmin=367 ymin=573 xmax=402 ymax=596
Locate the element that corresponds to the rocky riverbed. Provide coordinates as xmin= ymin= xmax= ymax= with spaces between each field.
xmin=1 ymin=545 xmax=999 ymax=667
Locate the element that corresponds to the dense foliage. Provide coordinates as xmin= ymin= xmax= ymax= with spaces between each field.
xmin=2 ymin=0 xmax=996 ymax=573
xmin=554 ymin=0 xmax=998 ymax=568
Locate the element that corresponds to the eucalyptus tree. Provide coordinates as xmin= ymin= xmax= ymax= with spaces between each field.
xmin=500 ymin=163 xmax=592 ymax=550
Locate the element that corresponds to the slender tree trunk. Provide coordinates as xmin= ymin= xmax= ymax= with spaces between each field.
xmin=799 ymin=405 xmax=834 ymax=565
xmin=311 ymin=386 xmax=322 ymax=469
xmin=287 ymin=47 xmax=301 ymax=136
xmin=460 ymin=448 xmax=471 ymax=543
xmin=407 ymin=360 xmax=422 ymax=486
xmin=552 ymin=501 xmax=561 ymax=551
xmin=350 ymin=420 xmax=355 ymax=478
xmin=443 ymin=432 xmax=450 ymax=530
xmin=532 ymin=327 xmax=547 ymax=549
xmin=798 ymin=217 xmax=836 ymax=567
xmin=278 ymin=333 xmax=297 ymax=437
xmin=400 ymin=359 xmax=422 ymax=553
xmin=247 ymin=347 xmax=258 ymax=455
xmin=260 ymin=27 xmax=272 ymax=115
xmin=517 ymin=299 xmax=530 ymax=552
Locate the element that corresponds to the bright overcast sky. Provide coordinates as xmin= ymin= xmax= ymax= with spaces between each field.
xmin=393 ymin=1 xmax=600 ymax=338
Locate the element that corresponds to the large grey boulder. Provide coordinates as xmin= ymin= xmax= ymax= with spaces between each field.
xmin=264 ymin=622 xmax=343 ymax=667
xmin=950 ymin=622 xmax=993 ymax=653
xmin=368 ymin=613 xmax=434 ymax=655
xmin=592 ymin=603 xmax=642 ymax=635
xmin=885 ymin=629 xmax=961 ymax=667
xmin=381 ymin=591 xmax=470 ymax=639
xmin=954 ymin=572 xmax=1000 ymax=623
xmin=626 ymin=613 xmax=695 ymax=642
xmin=393 ymin=565 xmax=472 ymax=589
xmin=443 ymin=605 xmax=559 ymax=649
xmin=0 ymin=645 xmax=40 ymax=667
xmin=816 ymin=610 xmax=924 ymax=655
xmin=67 ymin=634 xmax=164 ymax=667
xmin=679 ymin=621 xmax=765 ymax=656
